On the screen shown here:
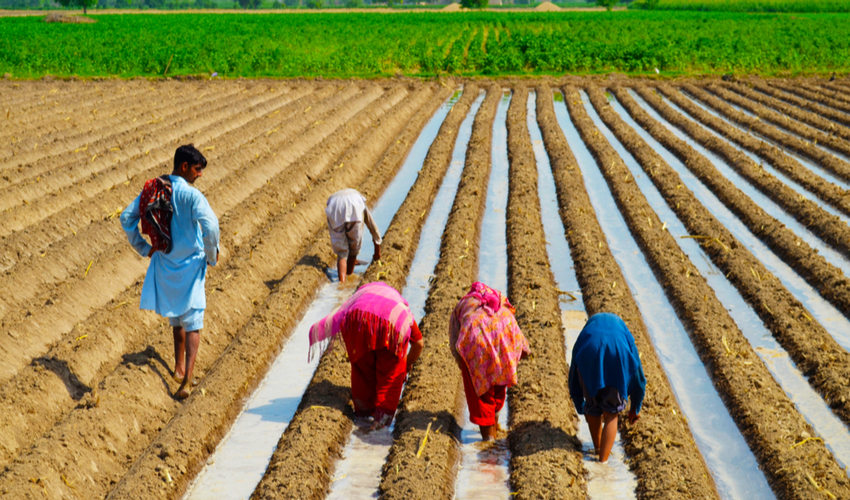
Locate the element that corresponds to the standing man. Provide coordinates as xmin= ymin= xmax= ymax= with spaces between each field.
xmin=325 ymin=188 xmax=381 ymax=283
xmin=121 ymin=144 xmax=219 ymax=400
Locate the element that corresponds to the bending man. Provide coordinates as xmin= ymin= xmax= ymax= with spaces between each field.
xmin=120 ymin=144 xmax=219 ymax=400
xmin=325 ymin=188 xmax=381 ymax=283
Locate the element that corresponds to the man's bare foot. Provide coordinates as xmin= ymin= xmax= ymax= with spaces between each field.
xmin=354 ymin=259 xmax=368 ymax=266
xmin=172 ymin=373 xmax=200 ymax=386
xmin=175 ymin=385 xmax=191 ymax=400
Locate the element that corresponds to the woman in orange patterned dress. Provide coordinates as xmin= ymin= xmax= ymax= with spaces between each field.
xmin=449 ymin=282 xmax=530 ymax=441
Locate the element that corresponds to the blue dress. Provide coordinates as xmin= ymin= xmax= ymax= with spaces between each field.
xmin=569 ymin=312 xmax=646 ymax=415
xmin=120 ymin=175 xmax=219 ymax=318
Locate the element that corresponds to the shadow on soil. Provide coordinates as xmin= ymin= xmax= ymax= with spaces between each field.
xmin=32 ymin=356 xmax=91 ymax=400
xmin=122 ymin=345 xmax=172 ymax=396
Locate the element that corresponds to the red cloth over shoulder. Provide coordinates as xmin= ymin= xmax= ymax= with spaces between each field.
xmin=139 ymin=175 xmax=174 ymax=253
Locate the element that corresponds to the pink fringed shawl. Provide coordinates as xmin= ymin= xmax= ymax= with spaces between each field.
xmin=451 ymin=282 xmax=529 ymax=397
xmin=308 ymin=282 xmax=414 ymax=362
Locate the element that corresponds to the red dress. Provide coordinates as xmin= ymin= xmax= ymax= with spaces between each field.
xmin=341 ymin=311 xmax=422 ymax=426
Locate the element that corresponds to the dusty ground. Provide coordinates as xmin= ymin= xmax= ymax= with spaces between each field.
xmin=2 ymin=76 xmax=850 ymax=499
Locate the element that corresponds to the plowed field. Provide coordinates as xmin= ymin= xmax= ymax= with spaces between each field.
xmin=2 ymin=76 xmax=850 ymax=500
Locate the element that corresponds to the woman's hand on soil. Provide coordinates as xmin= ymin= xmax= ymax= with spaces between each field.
xmin=628 ymin=408 xmax=640 ymax=425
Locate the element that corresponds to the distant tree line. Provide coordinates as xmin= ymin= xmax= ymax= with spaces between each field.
xmin=0 ymin=0 xmax=602 ymax=9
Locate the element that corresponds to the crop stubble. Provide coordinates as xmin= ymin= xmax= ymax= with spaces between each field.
xmin=504 ymin=85 xmax=585 ymax=500
xmin=377 ymin=85 xmax=500 ymax=500
xmin=536 ymin=84 xmax=719 ymax=500
xmin=572 ymin=84 xmax=850 ymax=500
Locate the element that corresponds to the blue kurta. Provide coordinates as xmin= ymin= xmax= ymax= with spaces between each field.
xmin=569 ymin=312 xmax=647 ymax=415
xmin=120 ymin=175 xmax=220 ymax=317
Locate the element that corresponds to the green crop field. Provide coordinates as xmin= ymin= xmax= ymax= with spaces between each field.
xmin=635 ymin=0 xmax=850 ymax=13
xmin=1 ymin=11 xmax=849 ymax=78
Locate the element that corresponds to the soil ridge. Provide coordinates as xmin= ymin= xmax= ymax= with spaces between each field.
xmin=505 ymin=85 xmax=585 ymax=499
xmin=573 ymin=84 xmax=850 ymax=500
xmin=537 ymin=84 xmax=718 ymax=500
xmin=378 ymin=85 xmax=500 ymax=500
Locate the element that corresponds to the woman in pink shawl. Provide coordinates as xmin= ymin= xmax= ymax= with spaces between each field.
xmin=309 ymin=282 xmax=424 ymax=429
xmin=450 ymin=282 xmax=530 ymax=440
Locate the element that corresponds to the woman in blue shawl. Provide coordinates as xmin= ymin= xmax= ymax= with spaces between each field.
xmin=569 ymin=312 xmax=646 ymax=463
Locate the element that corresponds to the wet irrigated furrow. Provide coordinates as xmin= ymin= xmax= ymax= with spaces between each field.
xmin=642 ymin=85 xmax=850 ymax=220
xmin=0 ymin=86 xmax=430 ymax=500
xmin=0 ymin=85 xmax=367 ymax=389
xmin=697 ymin=83 xmax=850 ymax=176
xmin=649 ymin=84 xmax=850 ymax=261
xmin=0 ymin=83 xmax=249 ymax=176
xmin=799 ymin=81 xmax=850 ymax=106
xmin=615 ymin=86 xmax=850 ymax=427
xmin=248 ymin=86 xmax=466 ymax=500
xmin=726 ymin=81 xmax=850 ymax=140
xmin=0 ymin=85 xmax=379 ymax=470
xmin=0 ymin=87 xmax=284 ymax=235
xmin=769 ymin=80 xmax=850 ymax=116
xmin=105 ymin=85 xmax=447 ymax=500
xmin=817 ymin=82 xmax=850 ymax=101
xmin=0 ymin=82 xmax=225 ymax=167
xmin=748 ymin=80 xmax=850 ymax=130
xmin=377 ymin=85 xmax=500 ymax=500
xmin=505 ymin=86 xmax=584 ymax=500
xmin=572 ymin=84 xmax=850 ymax=500
xmin=537 ymin=85 xmax=719 ymax=500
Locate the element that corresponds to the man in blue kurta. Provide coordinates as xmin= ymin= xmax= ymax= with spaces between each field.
xmin=120 ymin=145 xmax=220 ymax=399
xmin=569 ymin=312 xmax=646 ymax=463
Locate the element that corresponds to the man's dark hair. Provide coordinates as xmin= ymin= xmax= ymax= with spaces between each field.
xmin=173 ymin=144 xmax=207 ymax=171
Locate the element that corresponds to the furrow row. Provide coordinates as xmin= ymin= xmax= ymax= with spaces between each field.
xmin=378 ymin=85 xmax=500 ymax=500
xmin=505 ymin=85 xmax=584 ymax=500
xmin=650 ymin=85 xmax=850 ymax=273
xmin=0 ymin=84 xmax=419 ymax=499
xmin=536 ymin=85 xmax=719 ymax=500
xmin=0 ymin=84 xmax=387 ymax=470
xmin=571 ymin=84 xmax=850 ymax=500
xmin=106 ymin=83 xmax=445 ymax=500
